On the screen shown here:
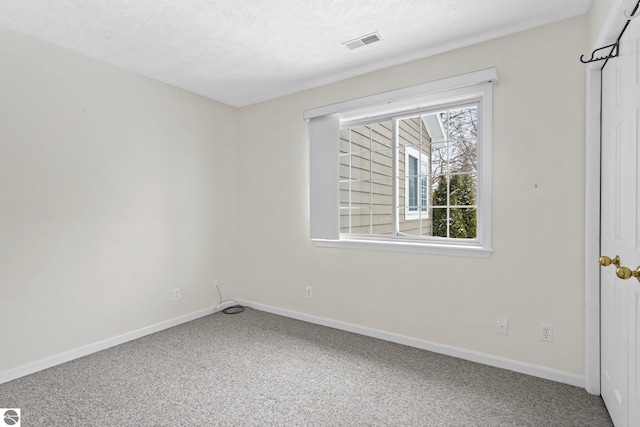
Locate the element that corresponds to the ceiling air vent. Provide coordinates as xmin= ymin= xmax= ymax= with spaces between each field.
xmin=343 ymin=32 xmax=382 ymax=50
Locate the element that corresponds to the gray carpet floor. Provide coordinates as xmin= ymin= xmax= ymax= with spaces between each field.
xmin=0 ymin=308 xmax=612 ymax=426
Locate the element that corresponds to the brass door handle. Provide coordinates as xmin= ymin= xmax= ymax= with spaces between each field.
xmin=616 ymin=266 xmax=640 ymax=281
xmin=599 ymin=255 xmax=621 ymax=267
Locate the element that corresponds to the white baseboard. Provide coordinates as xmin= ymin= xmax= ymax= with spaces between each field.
xmin=2 ymin=299 xmax=584 ymax=389
xmin=238 ymin=299 xmax=585 ymax=389
xmin=0 ymin=303 xmax=236 ymax=385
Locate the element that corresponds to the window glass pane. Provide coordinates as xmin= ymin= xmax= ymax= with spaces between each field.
xmin=450 ymin=139 xmax=477 ymax=174
xmin=398 ymin=116 xmax=423 ymax=149
xmin=429 ymin=207 xmax=477 ymax=239
xmin=371 ymin=177 xmax=393 ymax=196
xmin=371 ymin=204 xmax=393 ymax=236
xmin=403 ymin=188 xmax=424 ymax=214
xmin=401 ymin=129 xmax=430 ymax=222
xmin=448 ymin=173 xmax=476 ymax=207
xmin=398 ymin=177 xmax=407 ymax=210
xmin=339 ymin=208 xmax=351 ymax=232
xmin=430 ymin=142 xmax=448 ymax=175
xmin=399 ymin=219 xmax=435 ymax=237
xmin=446 ymin=106 xmax=478 ymax=141
xmin=431 ymin=175 xmax=448 ymax=208
xmin=349 ymin=125 xmax=372 ymax=152
xmin=339 ymin=129 xmax=350 ymax=155
xmin=339 ymin=181 xmax=350 ymax=208
xmin=371 ymin=149 xmax=393 ymax=179
xmin=399 ymin=216 xmax=426 ymax=236
xmin=347 ymin=180 xmax=373 ymax=193
xmin=349 ymin=154 xmax=371 ymax=180
xmin=371 ymin=121 xmax=393 ymax=150
xmin=421 ymin=176 xmax=428 ymax=208
xmin=340 ymin=205 xmax=394 ymax=236
xmin=431 ymin=207 xmax=448 ymax=238
xmin=339 ymin=154 xmax=350 ymax=180
xmin=339 ymin=101 xmax=480 ymax=243
xmin=340 ymin=120 xmax=394 ymax=238
xmin=449 ymin=208 xmax=477 ymax=238
xmin=408 ymin=155 xmax=418 ymax=208
xmin=422 ymin=111 xmax=447 ymax=144
xmin=349 ymin=186 xmax=372 ymax=205
xmin=342 ymin=206 xmax=371 ymax=235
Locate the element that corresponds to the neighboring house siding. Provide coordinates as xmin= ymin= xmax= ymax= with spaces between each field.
xmin=340 ymin=117 xmax=432 ymax=236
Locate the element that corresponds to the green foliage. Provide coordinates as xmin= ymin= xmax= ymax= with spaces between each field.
xmin=432 ymin=174 xmax=477 ymax=238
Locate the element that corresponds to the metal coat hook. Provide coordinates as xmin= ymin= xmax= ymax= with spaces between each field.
xmin=579 ymin=0 xmax=640 ymax=64
xmin=580 ymin=42 xmax=619 ymax=64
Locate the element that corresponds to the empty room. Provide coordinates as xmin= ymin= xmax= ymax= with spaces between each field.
xmin=0 ymin=0 xmax=637 ymax=425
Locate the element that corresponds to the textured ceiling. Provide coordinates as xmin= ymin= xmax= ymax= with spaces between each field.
xmin=0 ymin=0 xmax=592 ymax=107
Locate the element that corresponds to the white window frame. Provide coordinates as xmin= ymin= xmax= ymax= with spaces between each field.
xmin=404 ymin=145 xmax=429 ymax=221
xmin=305 ymin=68 xmax=497 ymax=257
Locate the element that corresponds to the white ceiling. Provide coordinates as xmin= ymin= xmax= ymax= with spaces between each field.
xmin=0 ymin=0 xmax=592 ymax=107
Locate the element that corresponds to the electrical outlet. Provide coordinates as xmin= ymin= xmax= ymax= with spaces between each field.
xmin=306 ymin=286 xmax=312 ymax=298
xmin=173 ymin=288 xmax=180 ymax=301
xmin=496 ymin=317 xmax=508 ymax=335
xmin=540 ymin=324 xmax=553 ymax=342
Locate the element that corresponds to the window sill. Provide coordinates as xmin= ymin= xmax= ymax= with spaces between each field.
xmin=313 ymin=238 xmax=493 ymax=258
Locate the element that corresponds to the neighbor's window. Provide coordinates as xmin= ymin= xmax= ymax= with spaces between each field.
xmin=404 ymin=145 xmax=429 ymax=221
xmin=306 ymin=68 xmax=496 ymax=257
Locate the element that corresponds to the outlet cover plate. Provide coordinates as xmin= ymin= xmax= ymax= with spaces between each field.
xmin=540 ymin=324 xmax=553 ymax=342
xmin=496 ymin=317 xmax=508 ymax=335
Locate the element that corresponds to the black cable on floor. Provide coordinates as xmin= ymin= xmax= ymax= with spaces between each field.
xmin=216 ymin=283 xmax=244 ymax=314
xmin=222 ymin=304 xmax=244 ymax=315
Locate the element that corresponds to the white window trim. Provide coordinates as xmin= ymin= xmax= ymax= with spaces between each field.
xmin=404 ymin=145 xmax=429 ymax=221
xmin=306 ymin=68 xmax=497 ymax=258
xmin=313 ymin=237 xmax=492 ymax=258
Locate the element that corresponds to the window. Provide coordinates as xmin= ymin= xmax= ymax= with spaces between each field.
xmin=306 ymin=68 xmax=496 ymax=257
xmin=404 ymin=146 xmax=429 ymax=221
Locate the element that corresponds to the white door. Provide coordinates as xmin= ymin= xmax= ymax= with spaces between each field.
xmin=600 ymin=15 xmax=640 ymax=427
